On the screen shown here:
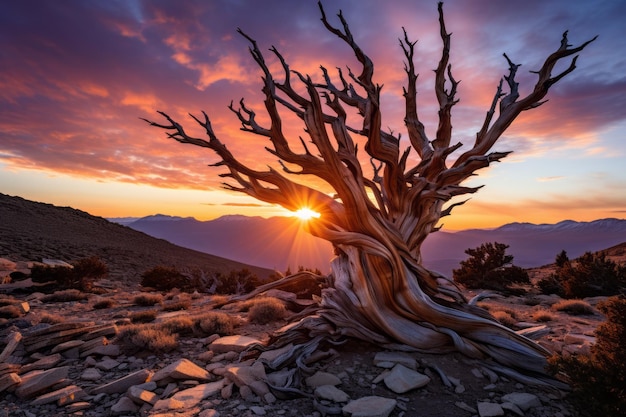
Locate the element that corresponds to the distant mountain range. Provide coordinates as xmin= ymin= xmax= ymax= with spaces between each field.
xmin=111 ymin=215 xmax=626 ymax=277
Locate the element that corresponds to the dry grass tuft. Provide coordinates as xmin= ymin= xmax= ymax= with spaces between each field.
xmin=194 ymin=312 xmax=237 ymax=336
xmin=158 ymin=316 xmax=195 ymax=335
xmin=133 ymin=293 xmax=163 ymax=307
xmin=93 ymin=298 xmax=116 ymax=309
xmin=116 ymin=324 xmax=178 ymax=353
xmin=130 ymin=310 xmax=158 ymax=323
xmin=531 ymin=309 xmax=556 ymax=322
xmin=41 ymin=289 xmax=88 ymax=303
xmin=552 ymin=299 xmax=595 ymax=315
xmin=162 ymin=300 xmax=191 ymax=312
xmin=247 ymin=297 xmax=287 ymax=325
xmin=491 ymin=310 xmax=517 ymax=328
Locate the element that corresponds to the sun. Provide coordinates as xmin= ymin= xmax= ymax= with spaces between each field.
xmin=292 ymin=207 xmax=320 ymax=221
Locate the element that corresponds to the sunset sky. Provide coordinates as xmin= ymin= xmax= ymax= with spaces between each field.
xmin=1 ymin=0 xmax=625 ymax=230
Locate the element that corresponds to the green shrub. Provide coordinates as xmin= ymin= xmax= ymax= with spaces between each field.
xmin=209 ymin=269 xmax=262 ymax=295
xmin=453 ymin=242 xmax=529 ymax=292
xmin=194 ymin=312 xmax=237 ymax=336
xmin=538 ymin=251 xmax=626 ymax=298
xmin=30 ymin=257 xmax=108 ymax=292
xmin=140 ymin=266 xmax=190 ymax=292
xmin=246 ymin=297 xmax=287 ymax=325
xmin=133 ymin=293 xmax=163 ymax=306
xmin=548 ymin=296 xmax=626 ymax=415
xmin=551 ymin=299 xmax=595 ymax=315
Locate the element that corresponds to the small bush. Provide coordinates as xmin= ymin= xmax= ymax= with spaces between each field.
xmin=247 ymin=297 xmax=287 ymax=325
xmin=116 ymin=324 xmax=178 ymax=353
xmin=141 ymin=266 xmax=190 ymax=292
xmin=158 ymin=316 xmax=195 ymax=335
xmin=539 ymin=251 xmax=626 ymax=298
xmin=552 ymin=299 xmax=594 ymax=315
xmin=93 ymin=299 xmax=116 ymax=309
xmin=453 ymin=242 xmax=529 ymax=292
xmin=491 ymin=310 xmax=516 ymax=328
xmin=133 ymin=293 xmax=163 ymax=307
xmin=30 ymin=257 xmax=108 ymax=291
xmin=41 ymin=289 xmax=89 ymax=303
xmin=548 ymin=296 xmax=626 ymax=415
xmin=162 ymin=300 xmax=191 ymax=312
xmin=531 ymin=309 xmax=556 ymax=322
xmin=194 ymin=312 xmax=237 ymax=336
xmin=130 ymin=310 xmax=158 ymax=323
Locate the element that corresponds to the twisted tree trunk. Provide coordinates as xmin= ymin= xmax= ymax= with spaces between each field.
xmin=145 ymin=2 xmax=595 ymax=385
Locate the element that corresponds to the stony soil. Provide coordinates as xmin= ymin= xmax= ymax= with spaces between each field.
xmin=0 ymin=269 xmax=606 ymax=417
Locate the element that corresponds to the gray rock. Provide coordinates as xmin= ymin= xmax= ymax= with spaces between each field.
xmin=315 ymin=384 xmax=350 ymax=403
xmin=477 ymin=401 xmax=504 ymax=417
xmin=95 ymin=358 xmax=120 ymax=371
xmin=92 ymin=369 xmax=153 ymax=395
xmin=152 ymin=358 xmax=211 ymax=383
xmin=501 ymin=402 xmax=524 ymax=416
xmin=373 ymin=351 xmax=417 ymax=370
xmin=342 ymin=396 xmax=397 ymax=417
xmin=305 ymin=371 xmax=341 ymax=387
xmin=224 ymin=361 xmax=267 ymax=387
xmin=15 ymin=366 xmax=69 ymax=399
xmin=127 ymin=385 xmax=158 ymax=405
xmin=209 ymin=335 xmax=261 ymax=354
xmin=0 ymin=332 xmax=22 ymax=362
xmin=383 ymin=364 xmax=430 ymax=394
xmin=80 ymin=367 xmax=102 ymax=381
xmin=501 ymin=392 xmax=541 ymax=411
xmin=249 ymin=405 xmax=267 ymax=415
xmin=110 ymin=396 xmax=139 ymax=415
xmin=170 ymin=379 xmax=226 ymax=408
xmin=31 ymin=384 xmax=85 ymax=406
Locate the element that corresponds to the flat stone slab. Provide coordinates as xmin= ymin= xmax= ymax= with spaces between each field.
xmin=92 ymin=369 xmax=153 ymax=395
xmin=383 ymin=364 xmax=430 ymax=394
xmin=224 ymin=361 xmax=267 ymax=387
xmin=315 ymin=385 xmax=350 ymax=403
xmin=306 ymin=371 xmax=341 ymax=388
xmin=15 ymin=366 xmax=69 ymax=399
xmin=152 ymin=358 xmax=211 ymax=383
xmin=209 ymin=335 xmax=261 ymax=354
xmin=170 ymin=379 xmax=225 ymax=408
xmin=373 ymin=351 xmax=417 ymax=370
xmin=342 ymin=396 xmax=397 ymax=417
xmin=477 ymin=401 xmax=504 ymax=417
xmin=501 ymin=392 xmax=541 ymax=411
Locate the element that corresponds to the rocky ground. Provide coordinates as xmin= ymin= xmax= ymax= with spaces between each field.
xmin=0 ymin=257 xmax=607 ymax=417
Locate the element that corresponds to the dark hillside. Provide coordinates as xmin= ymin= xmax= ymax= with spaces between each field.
xmin=0 ymin=193 xmax=273 ymax=283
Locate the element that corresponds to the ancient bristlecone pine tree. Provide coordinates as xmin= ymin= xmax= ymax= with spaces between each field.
xmin=146 ymin=3 xmax=595 ymax=383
